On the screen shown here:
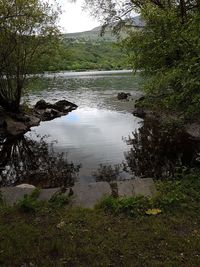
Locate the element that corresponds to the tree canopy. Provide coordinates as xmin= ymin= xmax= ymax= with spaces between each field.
xmin=84 ymin=0 xmax=200 ymax=119
xmin=0 ymin=0 xmax=61 ymax=112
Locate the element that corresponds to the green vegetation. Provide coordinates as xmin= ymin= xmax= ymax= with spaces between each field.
xmin=41 ymin=34 xmax=130 ymax=72
xmin=85 ymin=0 xmax=200 ymax=120
xmin=0 ymin=0 xmax=61 ymax=112
xmin=124 ymin=3 xmax=200 ymax=120
xmin=17 ymin=189 xmax=41 ymax=213
xmin=1 ymin=174 xmax=200 ymax=266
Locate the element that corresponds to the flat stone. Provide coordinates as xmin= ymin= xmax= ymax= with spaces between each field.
xmin=133 ymin=178 xmax=156 ymax=196
xmin=70 ymin=182 xmax=112 ymax=208
xmin=1 ymin=187 xmax=35 ymax=205
xmin=116 ymin=178 xmax=156 ymax=197
xmin=16 ymin=184 xmax=36 ymax=189
xmin=1 ymin=187 xmax=70 ymax=205
xmin=38 ymin=188 xmax=61 ymax=201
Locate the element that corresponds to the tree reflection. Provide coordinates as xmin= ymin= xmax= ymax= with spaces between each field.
xmin=0 ymin=134 xmax=80 ymax=188
xmin=124 ymin=119 xmax=200 ymax=179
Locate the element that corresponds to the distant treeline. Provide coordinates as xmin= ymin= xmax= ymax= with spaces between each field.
xmin=40 ymin=35 xmax=130 ymax=72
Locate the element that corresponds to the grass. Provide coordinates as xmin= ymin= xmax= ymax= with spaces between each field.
xmin=1 ymin=175 xmax=200 ymax=266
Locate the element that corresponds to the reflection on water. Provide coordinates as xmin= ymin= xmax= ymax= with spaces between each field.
xmin=1 ymin=71 xmax=199 ymax=186
xmin=28 ymin=108 xmax=142 ymax=182
xmin=125 ymin=119 xmax=200 ymax=179
xmin=0 ymin=134 xmax=79 ymax=188
xmin=25 ymin=71 xmax=144 ymax=182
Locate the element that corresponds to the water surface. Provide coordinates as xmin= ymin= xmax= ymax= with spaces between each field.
xmin=26 ymin=70 xmax=143 ymax=182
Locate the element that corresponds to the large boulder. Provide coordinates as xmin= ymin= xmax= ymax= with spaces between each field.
xmin=34 ymin=99 xmax=52 ymax=110
xmin=54 ymin=100 xmax=78 ymax=112
xmin=34 ymin=99 xmax=78 ymax=122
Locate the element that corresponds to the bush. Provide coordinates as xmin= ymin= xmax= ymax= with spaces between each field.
xmin=98 ymin=173 xmax=200 ymax=216
xmin=17 ymin=189 xmax=42 ymax=213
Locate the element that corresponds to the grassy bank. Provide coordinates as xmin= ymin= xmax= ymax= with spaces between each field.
xmin=1 ymin=174 xmax=200 ymax=266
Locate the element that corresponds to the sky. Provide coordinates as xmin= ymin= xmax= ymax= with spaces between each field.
xmin=57 ymin=0 xmax=99 ymax=33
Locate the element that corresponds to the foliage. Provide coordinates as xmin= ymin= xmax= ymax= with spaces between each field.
xmin=124 ymin=4 xmax=200 ymax=119
xmin=17 ymin=188 xmax=41 ymax=213
xmin=1 ymin=174 xmax=200 ymax=265
xmin=98 ymin=173 xmax=200 ymax=217
xmin=98 ymin=195 xmax=150 ymax=216
xmin=84 ymin=0 xmax=200 ymax=119
xmin=0 ymin=0 xmax=61 ymax=112
xmin=49 ymin=193 xmax=70 ymax=208
xmin=145 ymin=208 xmax=162 ymax=215
xmin=40 ymin=36 xmax=130 ymax=72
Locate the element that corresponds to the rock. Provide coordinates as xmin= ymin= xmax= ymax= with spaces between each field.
xmin=11 ymin=113 xmax=30 ymax=123
xmin=0 ymin=179 xmax=156 ymax=207
xmin=51 ymin=108 xmax=60 ymax=116
xmin=117 ymin=92 xmax=131 ymax=100
xmin=38 ymin=188 xmax=61 ymax=201
xmin=133 ymin=107 xmax=146 ymax=118
xmin=41 ymin=108 xmax=61 ymax=121
xmin=54 ymin=100 xmax=78 ymax=112
xmin=133 ymin=178 xmax=156 ymax=196
xmin=185 ymin=123 xmax=200 ymax=140
xmin=6 ymin=120 xmax=28 ymax=135
xmin=115 ymin=178 xmax=156 ymax=198
xmin=1 ymin=187 xmax=35 ymax=205
xmin=16 ymin=184 xmax=36 ymax=189
xmin=135 ymin=96 xmax=145 ymax=107
xmin=0 ymin=187 xmax=64 ymax=205
xmin=34 ymin=99 xmax=78 ymax=122
xmin=26 ymin=115 xmax=41 ymax=128
xmin=35 ymin=100 xmax=51 ymax=110
xmin=70 ymin=182 xmax=112 ymax=208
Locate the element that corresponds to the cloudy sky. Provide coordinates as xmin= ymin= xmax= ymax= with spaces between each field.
xmin=57 ymin=0 xmax=99 ymax=33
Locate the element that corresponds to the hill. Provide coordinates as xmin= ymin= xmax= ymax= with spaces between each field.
xmin=42 ymin=16 xmax=144 ymax=72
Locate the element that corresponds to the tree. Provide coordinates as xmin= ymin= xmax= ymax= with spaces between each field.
xmin=84 ymin=0 xmax=200 ymax=119
xmin=0 ymin=0 xmax=61 ymax=113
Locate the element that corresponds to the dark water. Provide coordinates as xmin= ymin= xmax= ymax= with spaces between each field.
xmin=0 ymin=70 xmax=199 ymax=187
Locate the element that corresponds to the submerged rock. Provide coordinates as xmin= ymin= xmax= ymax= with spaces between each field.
xmin=117 ymin=92 xmax=131 ymax=100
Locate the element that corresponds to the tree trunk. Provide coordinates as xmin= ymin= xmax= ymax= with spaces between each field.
xmin=180 ymin=0 xmax=187 ymax=23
